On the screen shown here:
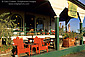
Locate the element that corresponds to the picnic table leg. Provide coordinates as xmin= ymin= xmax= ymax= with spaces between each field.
xmin=31 ymin=46 xmax=33 ymax=55
xmin=15 ymin=46 xmax=18 ymax=57
xmin=36 ymin=47 xmax=37 ymax=54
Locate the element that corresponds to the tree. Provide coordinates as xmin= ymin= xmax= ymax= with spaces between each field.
xmin=0 ymin=12 xmax=17 ymax=46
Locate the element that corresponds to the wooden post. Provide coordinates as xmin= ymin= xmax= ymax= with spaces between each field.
xmin=55 ymin=16 xmax=59 ymax=50
xmin=34 ymin=18 xmax=37 ymax=35
xmin=65 ymin=21 xmax=67 ymax=32
xmin=68 ymin=23 xmax=71 ymax=32
xmin=50 ymin=17 xmax=51 ymax=35
xmin=0 ymin=38 xmax=2 ymax=47
xmin=80 ymin=22 xmax=83 ymax=45
xmin=24 ymin=23 xmax=26 ymax=36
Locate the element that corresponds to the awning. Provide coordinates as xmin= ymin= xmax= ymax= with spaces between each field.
xmin=49 ymin=0 xmax=85 ymax=22
xmin=0 ymin=0 xmax=84 ymax=22
xmin=0 ymin=0 xmax=56 ymax=17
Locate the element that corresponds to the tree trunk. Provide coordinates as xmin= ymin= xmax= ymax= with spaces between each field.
xmin=0 ymin=38 xmax=2 ymax=46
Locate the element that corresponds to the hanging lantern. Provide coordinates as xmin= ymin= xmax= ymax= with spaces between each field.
xmin=18 ymin=23 xmax=19 ymax=24
xmin=16 ymin=16 xmax=18 ymax=18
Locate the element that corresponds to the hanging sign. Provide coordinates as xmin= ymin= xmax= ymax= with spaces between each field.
xmin=68 ymin=1 xmax=78 ymax=18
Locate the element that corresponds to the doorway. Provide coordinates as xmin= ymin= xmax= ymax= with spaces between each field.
xmin=25 ymin=15 xmax=35 ymax=31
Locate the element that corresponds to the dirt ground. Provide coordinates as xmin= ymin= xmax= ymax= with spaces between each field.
xmin=62 ymin=50 xmax=85 ymax=57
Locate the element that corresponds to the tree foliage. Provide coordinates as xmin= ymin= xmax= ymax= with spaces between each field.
xmin=0 ymin=12 xmax=17 ymax=45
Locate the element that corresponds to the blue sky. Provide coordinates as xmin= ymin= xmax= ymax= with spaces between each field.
xmin=59 ymin=17 xmax=85 ymax=33
xmin=59 ymin=0 xmax=85 ymax=33
xmin=78 ymin=0 xmax=85 ymax=4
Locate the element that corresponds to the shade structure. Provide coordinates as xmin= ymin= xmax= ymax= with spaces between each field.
xmin=0 ymin=0 xmax=84 ymax=22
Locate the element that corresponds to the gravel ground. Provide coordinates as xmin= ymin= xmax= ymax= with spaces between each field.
xmin=62 ymin=50 xmax=85 ymax=57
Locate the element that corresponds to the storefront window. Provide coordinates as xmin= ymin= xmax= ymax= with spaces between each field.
xmin=11 ymin=14 xmax=23 ymax=28
xmin=36 ymin=18 xmax=44 ymax=31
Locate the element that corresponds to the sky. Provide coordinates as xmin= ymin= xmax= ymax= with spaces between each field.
xmin=59 ymin=0 xmax=85 ymax=33
xmin=69 ymin=0 xmax=85 ymax=32
xmin=59 ymin=17 xmax=85 ymax=33
xmin=78 ymin=0 xmax=85 ymax=4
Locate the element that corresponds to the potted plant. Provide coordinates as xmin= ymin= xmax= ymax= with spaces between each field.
xmin=62 ymin=32 xmax=76 ymax=47
xmin=62 ymin=32 xmax=69 ymax=39
xmin=62 ymin=32 xmax=69 ymax=47
xmin=75 ymin=33 xmax=82 ymax=46
xmin=0 ymin=45 xmax=13 ymax=53
xmin=0 ymin=12 xmax=17 ymax=57
xmin=76 ymin=28 xmax=85 ymax=45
